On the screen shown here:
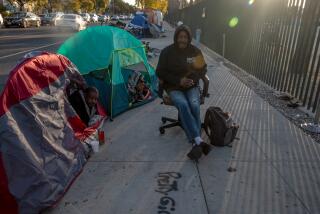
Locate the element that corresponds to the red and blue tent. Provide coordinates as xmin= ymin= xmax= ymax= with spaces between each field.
xmin=0 ymin=52 xmax=105 ymax=213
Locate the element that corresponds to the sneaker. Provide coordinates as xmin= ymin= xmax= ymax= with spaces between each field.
xmin=187 ymin=145 xmax=202 ymax=162
xmin=200 ymin=142 xmax=211 ymax=155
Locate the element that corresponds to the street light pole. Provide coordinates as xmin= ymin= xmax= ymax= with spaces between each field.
xmin=113 ymin=0 xmax=115 ymax=15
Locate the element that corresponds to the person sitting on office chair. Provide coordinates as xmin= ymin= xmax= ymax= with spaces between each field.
xmin=156 ymin=25 xmax=211 ymax=161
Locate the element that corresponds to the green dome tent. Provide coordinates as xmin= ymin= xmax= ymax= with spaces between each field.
xmin=58 ymin=26 xmax=157 ymax=118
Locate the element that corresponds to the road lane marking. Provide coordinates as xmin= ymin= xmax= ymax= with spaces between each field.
xmin=0 ymin=41 xmax=63 ymax=59
xmin=0 ymin=34 xmax=71 ymax=40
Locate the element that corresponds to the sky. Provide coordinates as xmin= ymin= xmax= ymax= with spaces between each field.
xmin=123 ymin=0 xmax=135 ymax=6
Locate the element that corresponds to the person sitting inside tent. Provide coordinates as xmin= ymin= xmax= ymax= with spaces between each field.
xmin=128 ymin=71 xmax=152 ymax=104
xmin=68 ymin=84 xmax=101 ymax=126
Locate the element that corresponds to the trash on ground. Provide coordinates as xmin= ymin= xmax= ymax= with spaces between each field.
xmin=300 ymin=123 xmax=320 ymax=133
xmin=227 ymin=167 xmax=237 ymax=172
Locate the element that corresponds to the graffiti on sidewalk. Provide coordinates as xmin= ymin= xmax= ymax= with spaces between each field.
xmin=155 ymin=172 xmax=182 ymax=214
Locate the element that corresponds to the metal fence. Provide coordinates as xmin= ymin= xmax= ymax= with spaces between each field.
xmin=167 ymin=0 xmax=320 ymax=121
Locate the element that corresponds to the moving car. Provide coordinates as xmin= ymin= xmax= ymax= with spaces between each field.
xmin=98 ymin=15 xmax=109 ymax=23
xmin=110 ymin=15 xmax=119 ymax=21
xmin=129 ymin=14 xmax=134 ymax=20
xmin=39 ymin=14 xmax=47 ymax=25
xmin=80 ymin=13 xmax=90 ymax=22
xmin=90 ymin=13 xmax=98 ymax=22
xmin=4 ymin=12 xmax=41 ymax=28
xmin=41 ymin=12 xmax=64 ymax=26
xmin=0 ymin=14 xmax=3 ymax=27
xmin=56 ymin=14 xmax=86 ymax=31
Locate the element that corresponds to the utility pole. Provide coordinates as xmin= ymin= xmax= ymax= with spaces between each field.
xmin=113 ymin=0 xmax=115 ymax=15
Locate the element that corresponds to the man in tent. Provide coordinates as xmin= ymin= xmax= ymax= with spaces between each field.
xmin=156 ymin=25 xmax=211 ymax=161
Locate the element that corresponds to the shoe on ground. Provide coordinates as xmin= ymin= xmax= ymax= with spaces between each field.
xmin=187 ymin=145 xmax=202 ymax=161
xmin=200 ymin=142 xmax=211 ymax=155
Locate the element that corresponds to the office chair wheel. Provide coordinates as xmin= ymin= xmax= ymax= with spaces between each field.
xmin=161 ymin=118 xmax=167 ymax=124
xmin=159 ymin=127 xmax=165 ymax=134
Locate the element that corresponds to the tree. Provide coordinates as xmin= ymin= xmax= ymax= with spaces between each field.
xmin=64 ymin=0 xmax=81 ymax=13
xmin=95 ymin=0 xmax=109 ymax=13
xmin=0 ymin=4 xmax=7 ymax=13
xmin=109 ymin=0 xmax=135 ymax=14
xmin=135 ymin=0 xmax=144 ymax=9
xmin=6 ymin=0 xmax=35 ymax=11
xmin=145 ymin=0 xmax=167 ymax=12
xmin=136 ymin=0 xmax=168 ymax=12
xmin=33 ymin=0 xmax=48 ymax=13
xmin=80 ymin=0 xmax=95 ymax=13
xmin=49 ymin=0 xmax=64 ymax=12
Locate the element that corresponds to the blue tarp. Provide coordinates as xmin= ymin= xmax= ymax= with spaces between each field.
xmin=130 ymin=14 xmax=149 ymax=29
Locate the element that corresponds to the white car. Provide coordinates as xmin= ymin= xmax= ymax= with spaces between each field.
xmin=0 ymin=14 xmax=3 ymax=26
xmin=110 ymin=15 xmax=119 ymax=21
xmin=80 ymin=13 xmax=90 ymax=22
xmin=41 ymin=12 xmax=64 ymax=26
xmin=90 ymin=14 xmax=98 ymax=22
xmin=129 ymin=14 xmax=134 ymax=20
xmin=56 ymin=14 xmax=86 ymax=31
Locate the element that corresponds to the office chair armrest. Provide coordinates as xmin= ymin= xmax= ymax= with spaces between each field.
xmin=201 ymin=74 xmax=209 ymax=98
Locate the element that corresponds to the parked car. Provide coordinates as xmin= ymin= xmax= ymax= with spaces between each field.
xmin=119 ymin=15 xmax=126 ymax=20
xmin=98 ymin=15 xmax=108 ymax=23
xmin=105 ymin=15 xmax=110 ymax=22
xmin=90 ymin=13 xmax=98 ymax=22
xmin=0 ymin=14 xmax=3 ymax=27
xmin=4 ymin=12 xmax=41 ymax=28
xmin=39 ymin=14 xmax=45 ymax=19
xmin=39 ymin=14 xmax=47 ymax=25
xmin=41 ymin=12 xmax=64 ymax=26
xmin=110 ymin=15 xmax=119 ymax=21
xmin=80 ymin=13 xmax=90 ymax=22
xmin=56 ymin=14 xmax=86 ymax=31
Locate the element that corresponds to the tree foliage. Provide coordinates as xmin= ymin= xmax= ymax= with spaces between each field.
xmin=80 ymin=0 xmax=95 ymax=12
xmin=135 ymin=0 xmax=143 ymax=9
xmin=109 ymin=0 xmax=135 ymax=14
xmin=33 ymin=0 xmax=48 ymax=13
xmin=135 ymin=0 xmax=167 ymax=12
xmin=49 ymin=0 xmax=64 ymax=12
xmin=93 ymin=0 xmax=109 ymax=13
xmin=6 ymin=0 xmax=35 ymax=11
xmin=64 ymin=0 xmax=81 ymax=13
xmin=145 ymin=0 xmax=167 ymax=12
xmin=67 ymin=0 xmax=110 ymax=13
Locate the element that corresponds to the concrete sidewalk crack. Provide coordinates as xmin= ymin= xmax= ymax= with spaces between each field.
xmin=195 ymin=162 xmax=210 ymax=214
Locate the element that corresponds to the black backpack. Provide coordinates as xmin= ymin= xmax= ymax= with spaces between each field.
xmin=203 ymin=107 xmax=239 ymax=146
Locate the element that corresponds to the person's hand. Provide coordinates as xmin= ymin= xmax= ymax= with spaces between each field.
xmin=180 ymin=77 xmax=194 ymax=88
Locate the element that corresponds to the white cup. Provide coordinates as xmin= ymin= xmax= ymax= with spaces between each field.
xmin=89 ymin=140 xmax=99 ymax=153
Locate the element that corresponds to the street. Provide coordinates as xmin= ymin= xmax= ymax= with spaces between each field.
xmin=0 ymin=26 xmax=76 ymax=90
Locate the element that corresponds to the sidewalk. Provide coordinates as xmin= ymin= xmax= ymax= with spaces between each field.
xmin=49 ymin=24 xmax=320 ymax=214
